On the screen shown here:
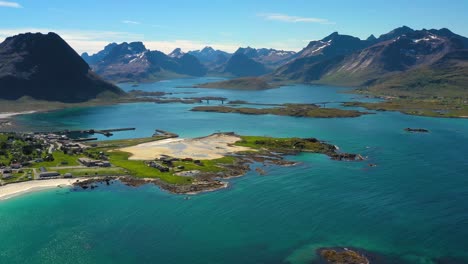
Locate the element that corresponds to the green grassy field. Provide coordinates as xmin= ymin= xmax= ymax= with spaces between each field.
xmin=107 ymin=151 xmax=192 ymax=184
xmin=31 ymin=151 xmax=83 ymax=168
xmin=2 ymin=169 xmax=33 ymax=184
xmin=56 ymin=167 xmax=128 ymax=177
xmin=235 ymin=136 xmax=336 ymax=154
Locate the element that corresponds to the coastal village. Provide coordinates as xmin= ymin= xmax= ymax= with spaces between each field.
xmin=0 ymin=131 xmax=111 ymax=185
xmin=0 ymin=127 xmax=365 ymax=195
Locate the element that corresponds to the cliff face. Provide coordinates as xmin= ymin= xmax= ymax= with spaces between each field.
xmin=0 ymin=32 xmax=124 ymax=102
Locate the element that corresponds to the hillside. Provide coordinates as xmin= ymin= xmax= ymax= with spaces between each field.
xmin=271 ymin=27 xmax=468 ymax=98
xmin=0 ymin=32 xmax=124 ymax=103
xmin=223 ymin=53 xmax=269 ymax=77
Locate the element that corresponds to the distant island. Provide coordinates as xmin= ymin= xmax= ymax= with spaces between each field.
xmin=191 ymin=103 xmax=369 ymax=118
xmin=194 ymin=77 xmax=276 ymax=90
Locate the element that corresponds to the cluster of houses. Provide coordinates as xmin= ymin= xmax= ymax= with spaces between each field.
xmin=32 ymin=133 xmax=89 ymax=154
xmin=78 ymin=158 xmax=111 ymax=168
xmin=0 ymin=162 xmax=28 ymax=181
xmin=146 ymin=155 xmax=202 ymax=173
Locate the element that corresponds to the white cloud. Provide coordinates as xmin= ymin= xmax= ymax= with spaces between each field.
xmin=122 ymin=20 xmax=140 ymax=25
xmin=0 ymin=1 xmax=22 ymax=8
xmin=0 ymin=28 xmax=143 ymax=54
xmin=258 ymin=13 xmax=334 ymax=24
xmin=0 ymin=28 xmax=243 ymax=54
xmin=0 ymin=27 xmax=306 ymax=55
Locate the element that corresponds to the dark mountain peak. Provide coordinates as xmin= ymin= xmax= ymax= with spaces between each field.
xmin=366 ymin=34 xmax=377 ymax=41
xmin=126 ymin=41 xmax=147 ymax=53
xmin=379 ymin=26 xmax=415 ymax=41
xmin=1 ymin=31 xmax=88 ymax=72
xmin=201 ymin=46 xmax=215 ymax=53
xmin=103 ymin=41 xmax=147 ymax=61
xmin=81 ymin=42 xmax=120 ymax=64
xmin=321 ymin=32 xmax=340 ymax=41
xmin=320 ymin=32 xmax=363 ymax=44
xmin=0 ymin=32 xmax=123 ymax=102
xmin=169 ymin=48 xmax=185 ymax=58
xmin=103 ymin=42 xmax=118 ymax=51
xmin=224 ymin=53 xmax=268 ymax=77
xmin=235 ymin=46 xmax=255 ymax=53
xmin=235 ymin=46 xmax=259 ymax=58
xmin=433 ymin=28 xmax=454 ymax=36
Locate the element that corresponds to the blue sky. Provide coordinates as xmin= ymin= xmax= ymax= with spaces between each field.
xmin=1 ymin=0 xmax=467 ymax=54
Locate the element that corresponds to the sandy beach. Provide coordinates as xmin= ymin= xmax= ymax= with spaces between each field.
xmin=120 ymin=133 xmax=253 ymax=160
xmin=0 ymin=111 xmax=36 ymax=119
xmin=0 ymin=179 xmax=77 ymax=200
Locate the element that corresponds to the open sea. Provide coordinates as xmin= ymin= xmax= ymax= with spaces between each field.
xmin=1 ymin=78 xmax=468 ymax=263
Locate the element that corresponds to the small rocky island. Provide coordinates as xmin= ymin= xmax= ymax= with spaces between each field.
xmin=404 ymin=128 xmax=429 ymax=133
xmin=192 ymin=104 xmax=369 ymax=118
xmin=194 ymin=77 xmax=275 ymax=90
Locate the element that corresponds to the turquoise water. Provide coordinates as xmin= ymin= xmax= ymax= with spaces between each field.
xmin=2 ymin=78 xmax=468 ymax=263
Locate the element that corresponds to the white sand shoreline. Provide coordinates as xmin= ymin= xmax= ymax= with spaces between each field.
xmin=0 ymin=111 xmax=36 ymax=119
xmin=0 ymin=179 xmax=77 ymax=201
xmin=120 ymin=133 xmax=252 ymax=160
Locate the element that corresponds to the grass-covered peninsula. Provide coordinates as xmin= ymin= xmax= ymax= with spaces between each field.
xmin=0 ymin=131 xmax=362 ymax=194
xmin=343 ymin=98 xmax=468 ymax=118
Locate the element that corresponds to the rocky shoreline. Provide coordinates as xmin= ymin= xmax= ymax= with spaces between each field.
xmin=72 ymin=138 xmax=363 ymax=195
xmin=317 ymin=247 xmax=370 ymax=264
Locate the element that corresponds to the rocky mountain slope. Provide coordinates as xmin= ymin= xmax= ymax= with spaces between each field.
xmin=0 ymin=32 xmax=124 ymax=103
xmin=271 ymin=27 xmax=468 ymax=97
xmin=188 ymin=46 xmax=232 ymax=72
xmin=84 ymin=43 xmax=207 ymax=82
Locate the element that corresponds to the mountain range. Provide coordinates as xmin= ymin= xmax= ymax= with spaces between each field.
xmin=270 ymin=26 xmax=468 ymax=97
xmin=1 ymin=26 xmax=466 ymax=103
xmin=82 ymin=42 xmax=207 ymax=83
xmin=83 ymin=44 xmax=298 ymax=80
xmin=0 ymin=32 xmax=123 ymax=103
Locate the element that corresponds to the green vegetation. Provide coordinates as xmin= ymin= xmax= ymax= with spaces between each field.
xmin=343 ymin=98 xmax=468 ymax=118
xmin=31 ymin=151 xmax=83 ymax=168
xmin=107 ymin=151 xmax=191 ymax=184
xmin=106 ymin=151 xmax=237 ymax=184
xmin=0 ymin=133 xmax=44 ymax=165
xmin=343 ymin=58 xmax=468 ymax=118
xmin=191 ymin=104 xmax=368 ymax=118
xmin=235 ymin=136 xmax=336 ymax=154
xmin=3 ymin=169 xmax=33 ymax=184
xmin=56 ymin=167 xmax=127 ymax=177
xmin=0 ymin=132 xmax=346 ymax=191
xmin=173 ymin=156 xmax=237 ymax=173
xmin=365 ymin=65 xmax=468 ymax=99
xmin=86 ymin=137 xmax=165 ymax=150
xmin=195 ymin=77 xmax=276 ymax=90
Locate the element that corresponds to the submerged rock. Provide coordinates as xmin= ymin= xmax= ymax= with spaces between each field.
xmin=318 ymin=248 xmax=370 ymax=264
